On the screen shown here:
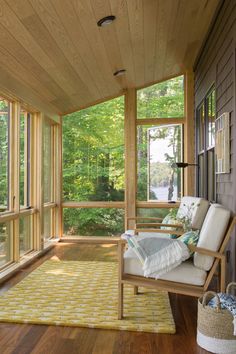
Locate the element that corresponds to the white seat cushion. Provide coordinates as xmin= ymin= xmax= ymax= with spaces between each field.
xmin=194 ymin=204 xmax=231 ymax=271
xmin=124 ymin=248 xmax=207 ymax=286
xmin=177 ymin=196 xmax=209 ymax=230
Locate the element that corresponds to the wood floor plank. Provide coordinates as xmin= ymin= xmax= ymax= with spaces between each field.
xmin=0 ymin=242 xmax=210 ymax=354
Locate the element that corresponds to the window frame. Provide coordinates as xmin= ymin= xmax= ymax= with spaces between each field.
xmin=196 ymin=85 xmax=216 ymax=201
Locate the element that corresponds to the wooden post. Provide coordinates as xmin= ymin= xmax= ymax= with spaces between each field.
xmin=33 ymin=112 xmax=44 ymax=251
xmin=184 ymin=71 xmax=195 ymax=196
xmin=125 ymin=89 xmax=137 ymax=229
xmin=55 ymin=118 xmax=63 ymax=238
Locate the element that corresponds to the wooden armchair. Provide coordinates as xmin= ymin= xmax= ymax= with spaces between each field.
xmin=118 ymin=204 xmax=236 ymax=320
xmin=126 ymin=196 xmax=210 ymax=237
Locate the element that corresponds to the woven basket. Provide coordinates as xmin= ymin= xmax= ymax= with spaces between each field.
xmin=197 ymin=283 xmax=236 ymax=354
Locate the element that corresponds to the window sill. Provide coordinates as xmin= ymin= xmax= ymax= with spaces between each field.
xmin=0 ymin=238 xmax=60 ymax=284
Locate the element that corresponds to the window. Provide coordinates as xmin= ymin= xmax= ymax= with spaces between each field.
xmin=137 ymin=76 xmax=184 ymax=119
xmin=63 ymin=96 xmax=125 ymax=202
xmin=44 ymin=120 xmax=53 ymax=203
xmin=0 ymin=222 xmax=11 ymax=267
xmin=19 ymin=216 xmax=33 ymax=256
xmin=0 ymin=98 xmax=9 ymax=212
xmin=20 ymin=110 xmax=31 ymax=208
xmin=62 ymin=96 xmax=125 ymax=237
xmin=43 ymin=119 xmax=57 ymax=241
xmin=63 ymin=208 xmax=124 ymax=236
xmin=137 ymin=124 xmax=182 ymax=201
xmin=196 ymin=87 xmax=216 ymax=201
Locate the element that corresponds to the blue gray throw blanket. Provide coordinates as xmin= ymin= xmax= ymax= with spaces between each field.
xmin=121 ymin=234 xmax=190 ymax=278
xmin=208 ymin=293 xmax=236 ymax=335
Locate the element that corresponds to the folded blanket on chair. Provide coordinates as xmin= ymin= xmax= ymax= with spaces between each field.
xmin=126 ymin=236 xmax=190 ymax=278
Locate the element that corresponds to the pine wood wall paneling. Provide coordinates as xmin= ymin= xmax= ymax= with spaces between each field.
xmin=90 ymin=0 xmax=127 ymax=90
xmin=71 ymin=0 xmax=120 ymax=95
xmin=29 ymin=0 xmax=99 ymax=100
xmin=0 ymin=66 xmax=60 ymax=120
xmin=50 ymin=0 xmax=109 ymax=99
xmin=126 ymin=0 xmax=145 ymax=87
xmin=143 ymin=0 xmax=158 ymax=85
xmin=109 ymin=0 xmax=136 ymax=88
xmin=0 ymin=0 xmax=220 ymax=115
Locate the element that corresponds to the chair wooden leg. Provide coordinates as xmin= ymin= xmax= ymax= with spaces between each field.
xmin=118 ymin=282 xmax=124 ymax=319
xmin=118 ymin=241 xmax=125 ymax=319
xmin=220 ymin=256 xmax=226 ymax=292
xmin=134 ymin=286 xmax=138 ymax=295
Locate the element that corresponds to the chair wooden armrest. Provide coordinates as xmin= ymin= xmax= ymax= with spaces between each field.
xmin=188 ymin=244 xmax=224 ymax=259
xmin=134 ymin=228 xmax=183 ymax=236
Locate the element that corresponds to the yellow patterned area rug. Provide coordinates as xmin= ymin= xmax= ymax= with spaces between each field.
xmin=0 ymin=260 xmax=175 ymax=333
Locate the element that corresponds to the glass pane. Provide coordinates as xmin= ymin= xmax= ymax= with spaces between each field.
xmin=137 ymin=125 xmax=182 ymax=201
xmin=198 ymin=104 xmax=205 ymax=152
xmin=207 ymin=149 xmax=215 ymax=201
xmin=0 ymin=98 xmax=9 ymax=212
xmin=0 ymin=222 xmax=11 ymax=267
xmin=44 ymin=208 xmax=52 ymax=241
xmin=63 ymin=208 xmax=125 ymax=236
xmin=20 ymin=110 xmax=30 ymax=208
xmin=19 ymin=216 xmax=32 ymax=256
xmin=207 ymin=89 xmax=216 ymax=148
xmin=137 ymin=76 xmax=184 ymax=119
xmin=198 ymin=154 xmax=205 ymax=197
xmin=44 ymin=122 xmax=53 ymax=203
xmin=63 ymin=96 xmax=125 ymax=202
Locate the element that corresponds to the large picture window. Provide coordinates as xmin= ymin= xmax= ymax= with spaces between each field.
xmin=63 ymin=96 xmax=124 ymax=203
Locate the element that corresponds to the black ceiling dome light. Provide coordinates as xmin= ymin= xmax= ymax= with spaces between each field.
xmin=97 ymin=15 xmax=116 ymax=27
xmin=113 ymin=69 xmax=126 ymax=77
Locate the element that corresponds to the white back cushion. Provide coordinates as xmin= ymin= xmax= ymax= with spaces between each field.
xmin=176 ymin=196 xmax=209 ymax=230
xmin=194 ymin=204 xmax=231 ymax=271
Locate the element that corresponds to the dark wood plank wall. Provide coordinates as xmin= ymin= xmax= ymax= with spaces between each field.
xmin=194 ymin=0 xmax=236 ymax=281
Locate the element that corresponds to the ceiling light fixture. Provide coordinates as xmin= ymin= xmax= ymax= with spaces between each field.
xmin=97 ymin=15 xmax=116 ymax=27
xmin=113 ymin=69 xmax=126 ymax=77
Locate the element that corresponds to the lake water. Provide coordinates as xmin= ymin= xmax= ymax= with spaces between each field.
xmin=150 ymin=186 xmax=177 ymax=201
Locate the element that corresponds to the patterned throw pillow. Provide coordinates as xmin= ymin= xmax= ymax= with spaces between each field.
xmin=178 ymin=230 xmax=200 ymax=255
xmin=161 ymin=213 xmax=179 ymax=239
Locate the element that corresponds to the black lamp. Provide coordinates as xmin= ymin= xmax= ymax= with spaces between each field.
xmin=173 ymin=162 xmax=198 ymax=168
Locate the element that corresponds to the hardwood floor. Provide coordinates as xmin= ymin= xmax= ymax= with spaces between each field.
xmin=0 ymin=242 xmax=209 ymax=354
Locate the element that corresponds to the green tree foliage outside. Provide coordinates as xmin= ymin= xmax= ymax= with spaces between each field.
xmin=63 ymin=97 xmax=125 ymax=236
xmin=63 ymin=76 xmax=184 ymax=236
xmin=137 ymin=76 xmax=184 ymax=118
xmin=0 ymin=99 xmax=9 ymax=212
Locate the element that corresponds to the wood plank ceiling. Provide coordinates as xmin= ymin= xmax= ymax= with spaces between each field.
xmin=0 ymin=0 xmax=220 ymax=116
